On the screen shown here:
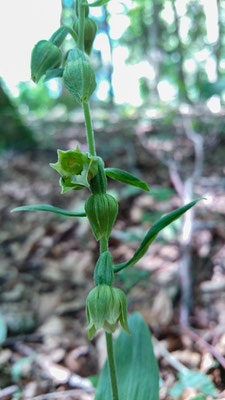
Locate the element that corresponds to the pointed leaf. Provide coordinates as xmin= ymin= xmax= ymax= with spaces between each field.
xmin=105 ymin=168 xmax=150 ymax=192
xmin=95 ymin=313 xmax=159 ymax=400
xmin=86 ymin=0 xmax=110 ymax=7
xmin=11 ymin=204 xmax=86 ymax=217
xmin=114 ymin=199 xmax=204 ymax=272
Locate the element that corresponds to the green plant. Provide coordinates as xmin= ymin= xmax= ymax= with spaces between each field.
xmin=12 ymin=1 xmax=203 ymax=398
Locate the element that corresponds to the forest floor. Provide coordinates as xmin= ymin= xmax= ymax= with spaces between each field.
xmin=1 ymin=106 xmax=225 ymax=399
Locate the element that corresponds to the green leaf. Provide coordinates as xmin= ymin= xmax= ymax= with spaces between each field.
xmin=11 ymin=204 xmax=86 ymax=217
xmin=0 ymin=314 xmax=7 ymax=345
xmin=86 ymin=0 xmax=110 ymax=7
xmin=105 ymin=168 xmax=150 ymax=192
xmin=49 ymin=26 xmax=77 ymax=46
xmin=45 ymin=68 xmax=64 ymax=81
xmin=114 ymin=198 xmax=204 ymax=272
xmin=95 ymin=313 xmax=159 ymax=400
xmin=11 ymin=357 xmax=35 ymax=381
xmin=169 ymin=370 xmax=217 ymax=398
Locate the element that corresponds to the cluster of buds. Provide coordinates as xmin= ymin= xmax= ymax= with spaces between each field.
xmin=30 ymin=1 xmax=130 ymax=341
xmin=86 ymin=252 xmax=130 ymax=339
xmin=30 ymin=3 xmax=97 ymax=103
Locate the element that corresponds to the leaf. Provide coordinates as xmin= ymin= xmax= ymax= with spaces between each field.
xmin=86 ymin=0 xmax=110 ymax=7
xmin=114 ymin=198 xmax=203 ymax=272
xmin=49 ymin=25 xmax=77 ymax=46
xmin=11 ymin=357 xmax=34 ymax=381
xmin=169 ymin=370 xmax=217 ymax=398
xmin=95 ymin=313 xmax=159 ymax=400
xmin=11 ymin=204 xmax=86 ymax=217
xmin=105 ymin=168 xmax=150 ymax=192
xmin=45 ymin=68 xmax=64 ymax=81
xmin=0 ymin=314 xmax=7 ymax=345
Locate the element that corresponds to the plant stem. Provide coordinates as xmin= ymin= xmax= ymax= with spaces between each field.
xmin=105 ymin=332 xmax=120 ymax=400
xmin=83 ymin=102 xmax=96 ymax=156
xmin=78 ymin=0 xmax=85 ymax=51
xmin=100 ymin=237 xmax=108 ymax=253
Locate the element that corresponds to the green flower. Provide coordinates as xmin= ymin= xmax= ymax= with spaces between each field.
xmin=86 ymin=285 xmax=131 ymax=340
xmin=50 ymin=147 xmax=98 ymax=193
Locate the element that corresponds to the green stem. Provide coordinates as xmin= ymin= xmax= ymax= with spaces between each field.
xmin=78 ymin=0 xmax=85 ymax=51
xmin=105 ymin=332 xmax=120 ymax=400
xmin=83 ymin=102 xmax=96 ymax=156
xmin=100 ymin=237 xmax=108 ymax=253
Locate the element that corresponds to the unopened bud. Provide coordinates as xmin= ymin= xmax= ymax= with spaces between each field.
xmin=63 ymin=58 xmax=96 ymax=103
xmin=85 ymin=193 xmax=118 ymax=240
xmin=94 ymin=251 xmax=114 ymax=286
xmin=31 ymin=40 xmax=62 ymax=83
xmin=73 ymin=17 xmax=97 ymax=55
xmin=86 ymin=285 xmax=130 ymax=339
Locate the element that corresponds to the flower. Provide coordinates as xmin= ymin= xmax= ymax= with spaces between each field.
xmin=50 ymin=147 xmax=98 ymax=193
xmin=86 ymin=285 xmax=130 ymax=340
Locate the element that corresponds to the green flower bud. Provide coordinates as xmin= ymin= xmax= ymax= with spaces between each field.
xmin=86 ymin=285 xmax=130 ymax=339
xmin=63 ymin=58 xmax=96 ymax=103
xmin=73 ymin=17 xmax=97 ymax=55
xmin=67 ymin=48 xmax=86 ymax=63
xmin=85 ymin=193 xmax=118 ymax=240
xmin=89 ymin=157 xmax=107 ymax=194
xmin=94 ymin=251 xmax=114 ymax=286
xmin=50 ymin=147 xmax=98 ymax=193
xmin=31 ymin=40 xmax=62 ymax=83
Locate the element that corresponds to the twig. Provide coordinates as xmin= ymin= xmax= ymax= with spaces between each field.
xmin=0 ymin=385 xmax=19 ymax=399
xmin=152 ymin=337 xmax=188 ymax=374
xmin=31 ymin=389 xmax=94 ymax=400
xmin=184 ymin=327 xmax=225 ymax=369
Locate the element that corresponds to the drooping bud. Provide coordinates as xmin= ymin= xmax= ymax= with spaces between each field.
xmin=67 ymin=48 xmax=86 ymax=63
xmin=63 ymin=57 xmax=96 ymax=103
xmin=73 ymin=17 xmax=97 ymax=55
xmin=86 ymin=285 xmax=131 ymax=339
xmin=94 ymin=251 xmax=114 ymax=286
xmin=85 ymin=193 xmax=118 ymax=240
xmin=50 ymin=147 xmax=98 ymax=193
xmin=31 ymin=40 xmax=62 ymax=83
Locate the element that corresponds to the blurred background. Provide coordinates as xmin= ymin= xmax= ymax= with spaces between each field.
xmin=0 ymin=0 xmax=225 ymax=399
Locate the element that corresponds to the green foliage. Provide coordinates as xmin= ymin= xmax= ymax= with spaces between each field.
xmin=11 ymin=357 xmax=34 ymax=382
xmin=114 ymin=199 xmax=203 ymax=272
xmin=169 ymin=370 xmax=217 ymax=398
xmin=105 ymin=168 xmax=150 ymax=192
xmin=116 ymin=267 xmax=149 ymax=292
xmin=86 ymin=0 xmax=110 ymax=7
xmin=11 ymin=204 xmax=86 ymax=217
xmin=95 ymin=313 xmax=159 ymax=400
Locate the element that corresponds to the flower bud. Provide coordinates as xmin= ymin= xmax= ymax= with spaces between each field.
xmin=73 ymin=17 xmax=97 ymax=55
xmin=63 ymin=58 xmax=96 ymax=103
xmin=94 ymin=251 xmax=114 ymax=286
xmin=67 ymin=48 xmax=86 ymax=63
xmin=50 ymin=147 xmax=98 ymax=193
xmin=85 ymin=193 xmax=118 ymax=240
xmin=86 ymin=285 xmax=130 ymax=339
xmin=31 ymin=40 xmax=62 ymax=83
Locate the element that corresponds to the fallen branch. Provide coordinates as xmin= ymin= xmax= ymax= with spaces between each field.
xmin=184 ymin=327 xmax=225 ymax=369
xmin=0 ymin=385 xmax=19 ymax=399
